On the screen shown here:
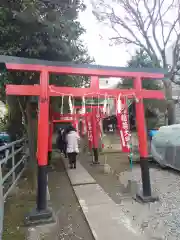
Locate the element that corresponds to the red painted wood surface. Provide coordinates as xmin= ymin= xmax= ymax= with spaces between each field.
xmin=6 ymin=63 xmax=164 ymax=79
xmin=6 ymin=84 xmax=165 ymax=100
xmin=116 ymin=97 xmax=130 ymax=153
xmin=37 ymin=70 xmax=49 ymax=166
xmin=134 ymin=77 xmax=149 ymax=158
xmin=85 ymin=114 xmax=93 ymax=150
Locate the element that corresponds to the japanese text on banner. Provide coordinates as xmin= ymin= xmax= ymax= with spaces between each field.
xmin=116 ymin=97 xmax=130 ymax=153
xmin=85 ymin=115 xmax=93 ymax=149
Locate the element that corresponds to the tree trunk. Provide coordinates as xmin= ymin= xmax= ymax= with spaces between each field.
xmin=167 ymin=101 xmax=176 ymax=125
xmin=164 ymin=80 xmax=176 ymax=125
xmin=6 ymin=96 xmax=23 ymax=140
xmin=26 ymin=101 xmax=38 ymax=192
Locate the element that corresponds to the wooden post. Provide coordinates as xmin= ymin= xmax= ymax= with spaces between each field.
xmin=134 ymin=76 xmax=158 ymax=203
xmin=26 ymin=69 xmax=53 ymax=225
xmin=0 ymin=164 xmax=4 ymax=240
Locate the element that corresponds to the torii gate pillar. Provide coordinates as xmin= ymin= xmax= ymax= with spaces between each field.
xmin=26 ymin=70 xmax=53 ymax=224
xmin=134 ymin=76 xmax=158 ymax=202
xmin=91 ymin=76 xmax=100 ymax=164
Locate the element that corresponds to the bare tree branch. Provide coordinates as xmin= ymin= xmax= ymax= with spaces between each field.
xmin=145 ymin=0 xmax=157 ymax=32
xmin=165 ymin=19 xmax=179 ymax=46
xmin=92 ymin=0 xmax=180 ymax=70
xmin=153 ymin=0 xmax=175 ymax=28
xmin=169 ymin=2 xmax=180 ymax=79
xmin=110 ymin=36 xmax=142 ymax=46
xmin=110 ymin=8 xmax=149 ymax=49
xmin=123 ymin=0 xmax=158 ymax=55
xmin=170 ymin=35 xmax=180 ymax=77
xmin=158 ymin=0 xmax=165 ymax=47
xmin=143 ymin=0 xmax=163 ymax=60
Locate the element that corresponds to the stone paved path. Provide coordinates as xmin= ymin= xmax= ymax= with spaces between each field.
xmin=63 ymin=155 xmax=147 ymax=240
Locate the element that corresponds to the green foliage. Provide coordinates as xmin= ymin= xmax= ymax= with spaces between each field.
xmin=0 ymin=0 xmax=93 ymax=138
xmin=118 ymin=49 xmax=166 ymax=129
xmin=0 ymin=0 xmax=92 ymax=86
xmin=128 ymin=49 xmax=161 ymax=68
xmin=0 ymin=102 xmax=8 ymax=131
xmin=119 ymin=49 xmax=162 ymax=90
xmin=0 ymin=115 xmax=8 ymax=131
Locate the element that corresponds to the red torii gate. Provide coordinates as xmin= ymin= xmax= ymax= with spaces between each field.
xmin=1 ymin=55 xmax=165 ymax=224
xmin=51 ymin=105 xmax=105 ymax=158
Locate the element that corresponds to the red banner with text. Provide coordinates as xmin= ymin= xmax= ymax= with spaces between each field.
xmin=95 ymin=109 xmax=102 ymax=138
xmin=116 ymin=97 xmax=130 ymax=153
xmin=85 ymin=114 xmax=93 ymax=150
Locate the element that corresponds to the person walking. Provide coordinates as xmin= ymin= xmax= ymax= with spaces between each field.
xmin=56 ymin=128 xmax=63 ymax=153
xmin=66 ymin=125 xmax=80 ymax=169
xmin=62 ymin=128 xmax=68 ymax=158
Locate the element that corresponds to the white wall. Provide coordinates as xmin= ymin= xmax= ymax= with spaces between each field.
xmin=166 ymin=43 xmax=175 ymax=66
xmin=0 ymin=101 xmax=6 ymax=118
xmin=166 ymin=43 xmax=180 ymax=99
xmin=99 ymin=77 xmax=121 ymax=89
xmin=166 ymin=44 xmax=180 ymax=122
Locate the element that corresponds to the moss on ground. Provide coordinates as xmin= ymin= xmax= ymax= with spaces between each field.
xmin=3 ymin=170 xmax=36 ymax=240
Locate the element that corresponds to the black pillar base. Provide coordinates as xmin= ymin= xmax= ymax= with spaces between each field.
xmin=25 ymin=165 xmax=55 ymax=226
xmin=135 ymin=192 xmax=159 ymax=203
xmin=47 ymin=151 xmax=55 ymax=171
xmin=48 ymin=151 xmax=52 ymax=166
xmin=92 ymin=148 xmax=100 ymax=164
xmin=135 ymin=157 xmax=159 ymax=203
xmin=25 ymin=207 xmax=55 ymax=226
xmin=37 ymin=165 xmax=48 ymax=210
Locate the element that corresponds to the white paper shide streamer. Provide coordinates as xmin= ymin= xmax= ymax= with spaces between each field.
xmin=103 ymin=94 xmax=107 ymax=114
xmin=82 ymin=96 xmax=86 ymax=115
xmin=107 ymin=96 xmax=110 ymax=116
xmin=69 ymin=96 xmax=73 ymax=114
xmin=61 ymin=95 xmax=64 ymax=114
xmin=117 ymin=94 xmax=122 ymax=114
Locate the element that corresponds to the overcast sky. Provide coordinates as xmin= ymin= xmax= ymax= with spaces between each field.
xmin=78 ymin=0 xmax=137 ymax=87
xmin=78 ymin=0 xmax=134 ymax=67
xmin=79 ymin=0 xmax=176 ymax=68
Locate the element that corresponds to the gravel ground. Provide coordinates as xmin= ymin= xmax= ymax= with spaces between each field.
xmin=79 ymin=135 xmax=180 ymax=240
xmin=120 ymin=166 xmax=180 ymax=240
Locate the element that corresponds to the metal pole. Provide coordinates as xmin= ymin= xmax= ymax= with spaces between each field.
xmin=0 ymin=164 xmax=4 ymax=240
xmin=92 ymin=108 xmax=99 ymax=163
xmin=12 ymin=145 xmax=15 ymax=183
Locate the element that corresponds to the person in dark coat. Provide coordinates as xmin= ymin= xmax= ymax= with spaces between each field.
xmin=61 ymin=128 xmax=67 ymax=158
xmin=56 ymin=128 xmax=68 ymax=158
xmin=56 ymin=128 xmax=63 ymax=153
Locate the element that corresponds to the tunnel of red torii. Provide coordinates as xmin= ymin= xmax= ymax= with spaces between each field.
xmin=50 ymin=105 xmax=105 ymax=155
xmin=1 ymin=55 xmax=165 ymax=224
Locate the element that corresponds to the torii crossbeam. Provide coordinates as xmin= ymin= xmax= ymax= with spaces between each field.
xmin=1 ymin=55 xmax=165 ymax=224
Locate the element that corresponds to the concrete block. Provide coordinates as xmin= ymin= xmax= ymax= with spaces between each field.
xmin=63 ymin=159 xmax=96 ymax=186
xmin=80 ymin=203 xmax=146 ymax=240
xmin=74 ymin=184 xmax=113 ymax=207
